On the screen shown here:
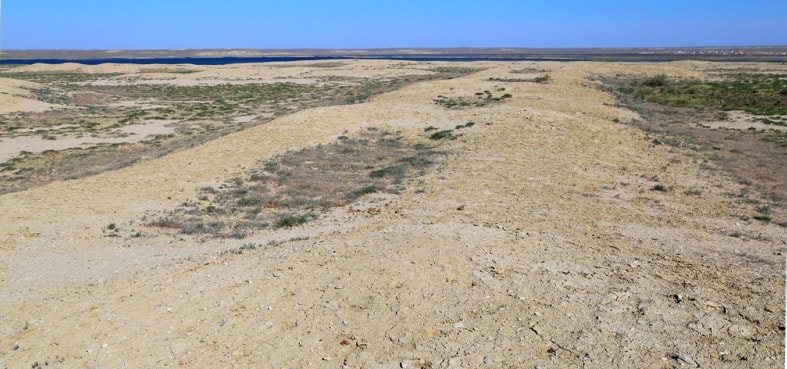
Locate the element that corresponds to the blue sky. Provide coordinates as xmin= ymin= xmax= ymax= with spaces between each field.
xmin=1 ymin=0 xmax=785 ymax=49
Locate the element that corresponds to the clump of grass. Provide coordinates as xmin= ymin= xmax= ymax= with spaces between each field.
xmin=752 ymin=205 xmax=773 ymax=222
xmin=487 ymin=77 xmax=529 ymax=83
xmin=434 ymin=90 xmax=512 ymax=109
xmin=429 ymin=130 xmax=456 ymax=140
xmin=222 ymin=242 xmax=260 ymax=255
xmin=103 ymin=222 xmax=120 ymax=237
xmin=651 ymin=183 xmax=669 ymax=192
xmin=348 ymin=185 xmax=381 ymax=200
xmin=369 ymin=165 xmax=406 ymax=178
xmin=531 ymin=75 xmax=552 ymax=84
xmin=275 ymin=213 xmax=315 ymax=228
xmin=424 ymin=126 xmax=437 ymax=132
xmin=434 ymin=95 xmax=471 ymax=109
xmin=643 ymin=74 xmax=669 ymax=87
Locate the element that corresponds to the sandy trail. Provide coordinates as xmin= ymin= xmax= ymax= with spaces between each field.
xmin=0 ymin=61 xmax=783 ymax=368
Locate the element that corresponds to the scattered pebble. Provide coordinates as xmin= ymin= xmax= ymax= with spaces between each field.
xmin=672 ymin=354 xmax=699 ymax=367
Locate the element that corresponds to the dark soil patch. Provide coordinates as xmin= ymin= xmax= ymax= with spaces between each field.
xmin=148 ymin=129 xmax=440 ymax=238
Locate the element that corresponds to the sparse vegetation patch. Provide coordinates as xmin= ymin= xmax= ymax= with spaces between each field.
xmin=149 ymin=129 xmax=440 ymax=238
xmin=622 ymin=73 xmax=787 ymax=116
xmin=434 ymin=90 xmax=512 ymax=109
xmin=0 ymin=67 xmax=480 ymax=195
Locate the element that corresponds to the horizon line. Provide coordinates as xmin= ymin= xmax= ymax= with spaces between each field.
xmin=2 ymin=45 xmax=787 ymax=52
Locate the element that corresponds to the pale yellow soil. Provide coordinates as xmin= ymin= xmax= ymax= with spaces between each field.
xmin=0 ymin=120 xmax=176 ymax=162
xmin=0 ymin=61 xmax=784 ymax=368
xmin=704 ymin=111 xmax=787 ymax=132
xmin=0 ymin=77 xmax=60 ymax=114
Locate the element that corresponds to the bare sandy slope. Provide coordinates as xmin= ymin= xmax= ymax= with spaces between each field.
xmin=0 ymin=77 xmax=61 ymax=114
xmin=0 ymin=61 xmax=784 ymax=368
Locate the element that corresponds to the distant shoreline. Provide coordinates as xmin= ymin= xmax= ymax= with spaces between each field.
xmin=1 ymin=55 xmax=786 ymax=65
xmin=1 ymin=47 xmax=785 ymax=64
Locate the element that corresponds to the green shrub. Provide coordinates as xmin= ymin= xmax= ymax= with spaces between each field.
xmin=275 ymin=213 xmax=314 ymax=228
xmin=429 ymin=130 xmax=455 ymax=140
xmin=643 ymin=74 xmax=669 ymax=87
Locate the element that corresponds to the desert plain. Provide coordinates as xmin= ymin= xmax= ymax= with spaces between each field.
xmin=0 ymin=60 xmax=785 ymax=368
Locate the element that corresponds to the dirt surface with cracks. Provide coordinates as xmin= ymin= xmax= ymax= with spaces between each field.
xmin=0 ymin=60 xmax=784 ymax=369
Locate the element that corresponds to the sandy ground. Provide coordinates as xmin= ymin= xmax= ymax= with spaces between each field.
xmin=0 ymin=61 xmax=784 ymax=368
xmin=704 ymin=111 xmax=787 ymax=132
xmin=0 ymin=77 xmax=60 ymax=114
xmin=0 ymin=120 xmax=176 ymax=162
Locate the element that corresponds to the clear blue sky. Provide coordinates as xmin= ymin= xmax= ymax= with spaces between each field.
xmin=1 ymin=0 xmax=785 ymax=49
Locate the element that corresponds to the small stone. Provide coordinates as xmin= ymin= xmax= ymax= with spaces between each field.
xmin=672 ymin=354 xmax=698 ymax=367
xmin=453 ymin=322 xmax=465 ymax=329
xmin=483 ymin=356 xmax=492 ymax=364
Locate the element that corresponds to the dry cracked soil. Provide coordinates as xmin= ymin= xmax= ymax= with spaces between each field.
xmin=0 ymin=60 xmax=784 ymax=368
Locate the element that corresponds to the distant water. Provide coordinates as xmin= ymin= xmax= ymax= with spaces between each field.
xmin=0 ymin=55 xmax=581 ymax=65
xmin=1 ymin=54 xmax=783 ymax=65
